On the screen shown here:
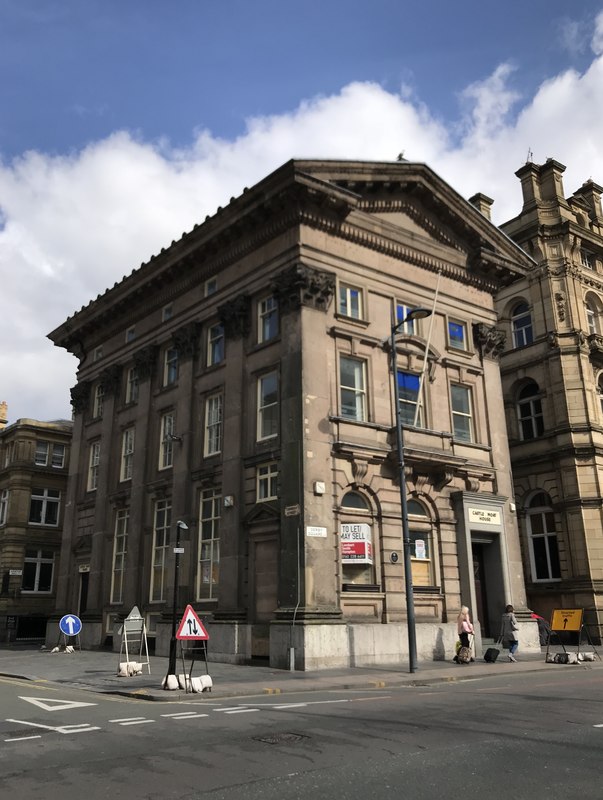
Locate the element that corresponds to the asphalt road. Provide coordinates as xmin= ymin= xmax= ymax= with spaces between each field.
xmin=1 ymin=668 xmax=602 ymax=799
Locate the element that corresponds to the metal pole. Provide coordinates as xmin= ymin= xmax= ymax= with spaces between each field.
xmin=165 ymin=520 xmax=187 ymax=683
xmin=391 ymin=315 xmax=418 ymax=674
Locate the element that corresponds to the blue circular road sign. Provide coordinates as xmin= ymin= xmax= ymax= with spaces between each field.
xmin=59 ymin=614 xmax=82 ymax=637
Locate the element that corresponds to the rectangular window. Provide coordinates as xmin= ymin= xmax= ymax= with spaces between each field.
xmin=257 ymin=462 xmax=278 ymax=501
xmin=258 ymin=296 xmax=279 ymax=343
xmin=204 ymin=393 xmax=223 ymax=456
xmin=208 ymin=324 xmax=225 ymax=366
xmin=197 ymin=489 xmax=220 ymax=600
xmin=87 ymin=442 xmax=100 ymax=491
xmin=340 ymin=356 xmax=366 ymax=421
xmin=51 ymin=444 xmax=65 ymax=469
xmin=34 ymin=441 xmax=49 ymax=466
xmin=93 ymin=384 xmax=104 ymax=418
xmin=22 ymin=549 xmax=54 ymax=592
xmin=0 ymin=489 xmax=8 ymax=525
xmin=125 ymin=326 xmax=136 ymax=343
xmin=111 ymin=509 xmax=129 ymax=604
xmin=396 ymin=302 xmax=416 ymax=334
xmin=205 ymin=277 xmax=218 ymax=297
xmin=448 ymin=319 xmax=468 ymax=350
xmin=397 ymin=370 xmax=422 ymax=427
xmin=92 ymin=346 xmax=103 ymax=362
xmin=120 ymin=428 xmax=135 ymax=481
xmin=409 ymin=532 xmax=433 ymax=587
xmin=581 ymin=250 xmax=594 ymax=269
xmin=257 ymin=371 xmax=278 ymax=440
xmin=451 ymin=384 xmax=473 ymax=442
xmin=159 ymin=413 xmax=174 ymax=469
xmin=150 ymin=499 xmax=171 ymax=602
xmin=126 ymin=367 xmax=139 ymax=404
xmin=163 ymin=347 xmax=178 ymax=386
xmin=29 ymin=488 xmax=60 ymax=526
xmin=338 ymin=283 xmax=363 ymax=319
xmin=162 ymin=304 xmax=173 ymax=322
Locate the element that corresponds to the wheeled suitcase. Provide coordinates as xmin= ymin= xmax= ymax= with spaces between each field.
xmin=457 ymin=646 xmax=472 ymax=664
xmin=484 ymin=647 xmax=500 ymax=663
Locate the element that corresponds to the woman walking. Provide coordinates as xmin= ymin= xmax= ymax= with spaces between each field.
xmin=499 ymin=604 xmax=519 ymax=662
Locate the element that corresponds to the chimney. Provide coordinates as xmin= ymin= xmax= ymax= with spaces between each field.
xmin=539 ymin=158 xmax=566 ymax=202
xmin=515 ymin=162 xmax=542 ymax=210
xmin=468 ymin=193 xmax=494 ymax=221
xmin=572 ymin=180 xmax=603 ymax=223
xmin=0 ymin=401 xmax=7 ymax=429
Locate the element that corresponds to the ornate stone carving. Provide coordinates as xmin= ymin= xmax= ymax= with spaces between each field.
xmin=472 ymin=323 xmax=506 ymax=359
xmin=133 ymin=344 xmax=159 ymax=380
xmin=218 ymin=294 xmax=251 ymax=339
xmin=271 ymin=263 xmax=336 ymax=312
xmin=351 ymin=457 xmax=369 ymax=484
xmin=99 ymin=364 xmax=122 ymax=396
xmin=70 ymin=381 xmax=91 ymax=414
xmin=171 ymin=321 xmax=201 ymax=359
xmin=554 ymin=291 xmax=566 ymax=321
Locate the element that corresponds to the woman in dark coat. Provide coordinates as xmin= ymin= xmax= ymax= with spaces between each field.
xmin=499 ymin=604 xmax=519 ymax=662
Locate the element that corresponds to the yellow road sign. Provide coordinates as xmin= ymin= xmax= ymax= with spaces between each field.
xmin=550 ymin=608 xmax=583 ymax=632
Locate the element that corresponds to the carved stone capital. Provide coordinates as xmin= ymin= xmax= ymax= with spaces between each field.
xmin=218 ymin=294 xmax=251 ymax=339
xmin=272 ymin=263 xmax=336 ymax=313
xmin=99 ymin=364 xmax=122 ymax=396
xmin=171 ymin=321 xmax=201 ymax=359
xmin=133 ymin=344 xmax=159 ymax=380
xmin=472 ymin=323 xmax=506 ymax=360
xmin=70 ymin=381 xmax=91 ymax=414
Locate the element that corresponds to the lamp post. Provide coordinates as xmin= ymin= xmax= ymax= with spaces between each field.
xmin=390 ymin=307 xmax=432 ymax=674
xmin=165 ymin=519 xmax=188 ymax=685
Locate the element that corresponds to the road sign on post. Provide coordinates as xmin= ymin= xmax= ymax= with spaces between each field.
xmin=176 ymin=605 xmax=209 ymax=640
xmin=59 ymin=614 xmax=82 ymax=637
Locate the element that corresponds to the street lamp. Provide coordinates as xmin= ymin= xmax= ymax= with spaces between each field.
xmin=389 ymin=306 xmax=432 ymax=674
xmin=165 ymin=519 xmax=188 ymax=686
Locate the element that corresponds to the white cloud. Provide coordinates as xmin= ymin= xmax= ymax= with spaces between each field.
xmin=592 ymin=11 xmax=603 ymax=56
xmin=2 ymin=55 xmax=603 ymax=421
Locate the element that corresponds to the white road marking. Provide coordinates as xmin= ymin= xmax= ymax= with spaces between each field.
xmin=593 ymin=724 xmax=603 ymax=727
xmin=5 ymin=735 xmax=42 ymax=742
xmin=272 ymin=703 xmax=308 ymax=709
xmin=6 ymin=719 xmax=100 ymax=735
xmin=160 ymin=712 xmax=209 ymax=719
xmin=18 ymin=696 xmax=97 ymax=711
xmin=222 ymin=708 xmax=259 ymax=714
xmin=109 ymin=716 xmax=154 ymax=726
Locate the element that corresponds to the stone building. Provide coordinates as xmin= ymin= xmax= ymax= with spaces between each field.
xmin=496 ymin=158 xmax=603 ymax=635
xmin=48 ymin=159 xmax=538 ymax=668
xmin=0 ymin=412 xmax=72 ymax=642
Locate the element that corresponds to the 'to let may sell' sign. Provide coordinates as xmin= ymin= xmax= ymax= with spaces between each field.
xmin=340 ymin=523 xmax=373 ymax=564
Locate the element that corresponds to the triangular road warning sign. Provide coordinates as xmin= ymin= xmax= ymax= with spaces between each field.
xmin=176 ymin=604 xmax=209 ymax=640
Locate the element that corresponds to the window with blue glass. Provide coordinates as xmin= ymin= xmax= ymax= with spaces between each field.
xmin=448 ymin=320 xmax=467 ymax=350
xmin=397 ymin=371 xmax=422 ymax=427
xmin=396 ymin=303 xmax=415 ymax=334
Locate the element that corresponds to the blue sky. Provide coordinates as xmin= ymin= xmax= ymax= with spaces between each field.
xmin=2 ymin=0 xmax=603 ymax=421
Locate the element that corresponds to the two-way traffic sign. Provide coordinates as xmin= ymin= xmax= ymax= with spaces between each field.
xmin=176 ymin=605 xmax=209 ymax=640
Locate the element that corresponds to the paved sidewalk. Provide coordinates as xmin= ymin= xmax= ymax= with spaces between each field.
xmin=1 ymin=645 xmax=600 ymax=702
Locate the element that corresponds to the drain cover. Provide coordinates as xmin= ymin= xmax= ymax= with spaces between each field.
xmin=254 ymin=732 xmax=308 ymax=745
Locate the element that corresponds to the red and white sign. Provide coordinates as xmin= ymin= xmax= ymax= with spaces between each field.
xmin=176 ymin=605 xmax=209 ymax=640
xmin=340 ymin=523 xmax=373 ymax=564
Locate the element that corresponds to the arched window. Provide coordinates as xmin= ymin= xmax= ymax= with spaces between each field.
xmin=407 ymin=499 xmax=434 ymax=587
xmin=340 ymin=491 xmax=375 ymax=589
xmin=511 ymin=302 xmax=533 ymax=348
xmin=517 ymin=382 xmax=544 ymax=440
xmin=526 ymin=492 xmax=560 ymax=581
xmin=341 ymin=491 xmax=371 ymax=510
xmin=585 ymin=294 xmax=603 ymax=336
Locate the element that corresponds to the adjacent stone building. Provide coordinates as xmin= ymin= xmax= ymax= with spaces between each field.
xmin=48 ymin=159 xmax=538 ymax=668
xmin=0 ymin=411 xmax=72 ymax=642
xmin=496 ymin=158 xmax=603 ymax=636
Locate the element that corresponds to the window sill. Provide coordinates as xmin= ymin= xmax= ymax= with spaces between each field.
xmin=342 ymin=584 xmax=381 ymax=593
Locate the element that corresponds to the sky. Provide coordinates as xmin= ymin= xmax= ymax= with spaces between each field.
xmin=2 ymin=0 xmax=603 ymax=422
